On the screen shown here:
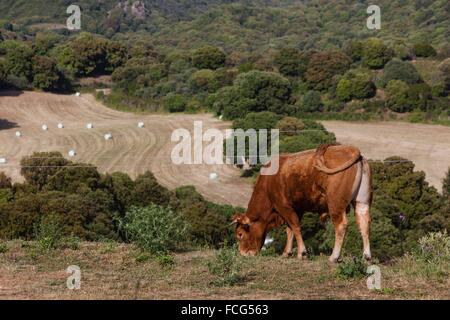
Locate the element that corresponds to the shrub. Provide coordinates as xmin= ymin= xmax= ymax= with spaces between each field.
xmin=0 ymin=172 xmax=12 ymax=189
xmin=276 ymin=117 xmax=305 ymax=136
xmin=207 ymin=246 xmax=244 ymax=286
xmin=413 ymin=43 xmax=437 ymax=58
xmin=119 ymin=205 xmax=188 ymax=253
xmin=336 ymin=256 xmax=366 ymax=279
xmin=215 ymin=71 xmax=292 ymax=119
xmin=385 ymin=80 xmax=412 ymax=113
xmin=380 ymin=59 xmax=422 ymax=87
xmin=173 ymin=186 xmax=233 ymax=247
xmin=34 ymin=214 xmax=63 ymax=251
xmin=300 ymin=90 xmax=323 ymax=112
xmin=164 ymin=93 xmax=186 ymax=112
xmin=155 ymin=252 xmax=176 ymax=268
xmin=336 ymin=69 xmax=376 ymax=101
xmin=305 ymin=51 xmax=351 ymax=90
xmin=416 ymin=231 xmax=450 ymax=264
xmin=0 ymin=241 xmax=7 ymax=253
xmin=192 ymin=46 xmax=226 ymax=70
xmin=273 ymin=48 xmax=307 ymax=77
xmin=362 ymin=38 xmax=393 ymax=69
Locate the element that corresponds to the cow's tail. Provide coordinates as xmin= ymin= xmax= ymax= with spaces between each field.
xmin=314 ymin=144 xmax=361 ymax=175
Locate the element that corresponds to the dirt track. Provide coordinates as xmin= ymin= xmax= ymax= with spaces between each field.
xmin=0 ymin=92 xmax=449 ymax=210
xmin=0 ymin=91 xmax=252 ymax=207
xmin=322 ymin=121 xmax=450 ymax=191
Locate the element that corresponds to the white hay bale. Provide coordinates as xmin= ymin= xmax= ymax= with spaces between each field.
xmin=57 ymin=123 xmax=64 ymax=129
xmin=219 ymin=115 xmax=223 ymax=120
xmin=15 ymin=131 xmax=22 ymax=137
xmin=209 ymin=172 xmax=218 ymax=180
xmin=68 ymin=150 xmax=76 ymax=157
xmin=104 ymin=133 xmax=113 ymax=140
xmin=138 ymin=122 xmax=145 ymax=128
xmin=0 ymin=158 xmax=6 ymax=164
xmin=75 ymin=92 xmax=81 ymax=97
xmin=86 ymin=123 xmax=93 ymax=129
xmin=42 ymin=124 xmax=48 ymax=131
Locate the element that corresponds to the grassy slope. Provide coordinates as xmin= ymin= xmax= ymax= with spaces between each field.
xmin=0 ymin=241 xmax=448 ymax=299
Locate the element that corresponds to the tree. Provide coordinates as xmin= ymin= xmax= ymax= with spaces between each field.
xmin=189 ymin=69 xmax=218 ymax=93
xmin=1 ymin=40 xmax=34 ymax=79
xmin=0 ymin=60 xmax=6 ymax=85
xmin=274 ymin=48 xmax=307 ymax=77
xmin=385 ymin=80 xmax=412 ymax=113
xmin=31 ymin=56 xmax=61 ymax=91
xmin=276 ymin=117 xmax=305 ymax=136
xmin=362 ymin=38 xmax=392 ymax=69
xmin=413 ymin=43 xmax=437 ymax=57
xmin=214 ymin=71 xmax=292 ymax=119
xmin=300 ymin=90 xmax=323 ymax=112
xmin=336 ymin=69 xmax=376 ymax=101
xmin=443 ymin=168 xmax=450 ymax=198
xmin=343 ymin=40 xmax=364 ymax=62
xmin=381 ymin=59 xmax=422 ymax=86
xmin=164 ymin=93 xmax=187 ymax=112
xmin=20 ymin=152 xmax=69 ymax=190
xmin=192 ymin=46 xmax=226 ymax=70
xmin=305 ymin=51 xmax=351 ymax=91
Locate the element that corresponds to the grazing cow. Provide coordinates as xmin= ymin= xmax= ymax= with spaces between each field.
xmin=232 ymin=144 xmax=372 ymax=262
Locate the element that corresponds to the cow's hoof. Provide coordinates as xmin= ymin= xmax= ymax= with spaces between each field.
xmin=328 ymin=256 xmax=340 ymax=263
xmin=363 ymin=254 xmax=372 ymax=262
xmin=282 ymin=252 xmax=292 ymax=258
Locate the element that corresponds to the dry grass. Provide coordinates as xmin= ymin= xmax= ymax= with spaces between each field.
xmin=0 ymin=242 xmax=448 ymax=300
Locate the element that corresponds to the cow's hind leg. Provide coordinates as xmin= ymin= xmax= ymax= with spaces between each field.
xmin=329 ymin=211 xmax=348 ymax=263
xmin=355 ymin=202 xmax=371 ymax=261
xmin=282 ymin=227 xmax=294 ymax=257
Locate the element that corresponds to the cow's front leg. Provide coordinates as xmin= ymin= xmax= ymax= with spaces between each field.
xmin=282 ymin=227 xmax=294 ymax=257
xmin=276 ymin=206 xmax=306 ymax=259
xmin=329 ymin=211 xmax=348 ymax=263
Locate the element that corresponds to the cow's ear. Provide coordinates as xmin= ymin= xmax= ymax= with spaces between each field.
xmin=231 ymin=214 xmax=252 ymax=226
xmin=231 ymin=213 xmax=245 ymax=225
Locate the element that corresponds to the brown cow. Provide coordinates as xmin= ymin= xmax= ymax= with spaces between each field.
xmin=232 ymin=144 xmax=372 ymax=262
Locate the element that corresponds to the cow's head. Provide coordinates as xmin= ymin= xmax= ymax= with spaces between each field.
xmin=232 ymin=213 xmax=267 ymax=256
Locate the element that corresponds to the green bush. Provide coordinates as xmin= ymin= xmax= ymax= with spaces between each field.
xmin=119 ymin=205 xmax=188 ymax=253
xmin=300 ymin=90 xmax=323 ymax=112
xmin=336 ymin=256 xmax=366 ymax=279
xmin=164 ymin=93 xmax=187 ymax=112
xmin=385 ymin=80 xmax=412 ymax=113
xmin=215 ymin=70 xmax=293 ymax=119
xmin=34 ymin=214 xmax=63 ymax=251
xmin=362 ymin=38 xmax=393 ymax=69
xmin=155 ymin=251 xmax=176 ymax=268
xmin=192 ymin=46 xmax=226 ymax=70
xmin=413 ymin=43 xmax=437 ymax=58
xmin=336 ymin=69 xmax=376 ymax=101
xmin=416 ymin=230 xmax=450 ymax=264
xmin=207 ymin=247 xmax=244 ymax=286
xmin=380 ymin=59 xmax=422 ymax=87
xmin=173 ymin=186 xmax=234 ymax=247
xmin=0 ymin=241 xmax=7 ymax=253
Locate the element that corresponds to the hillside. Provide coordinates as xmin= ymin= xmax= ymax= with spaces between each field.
xmin=0 ymin=0 xmax=448 ymax=51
